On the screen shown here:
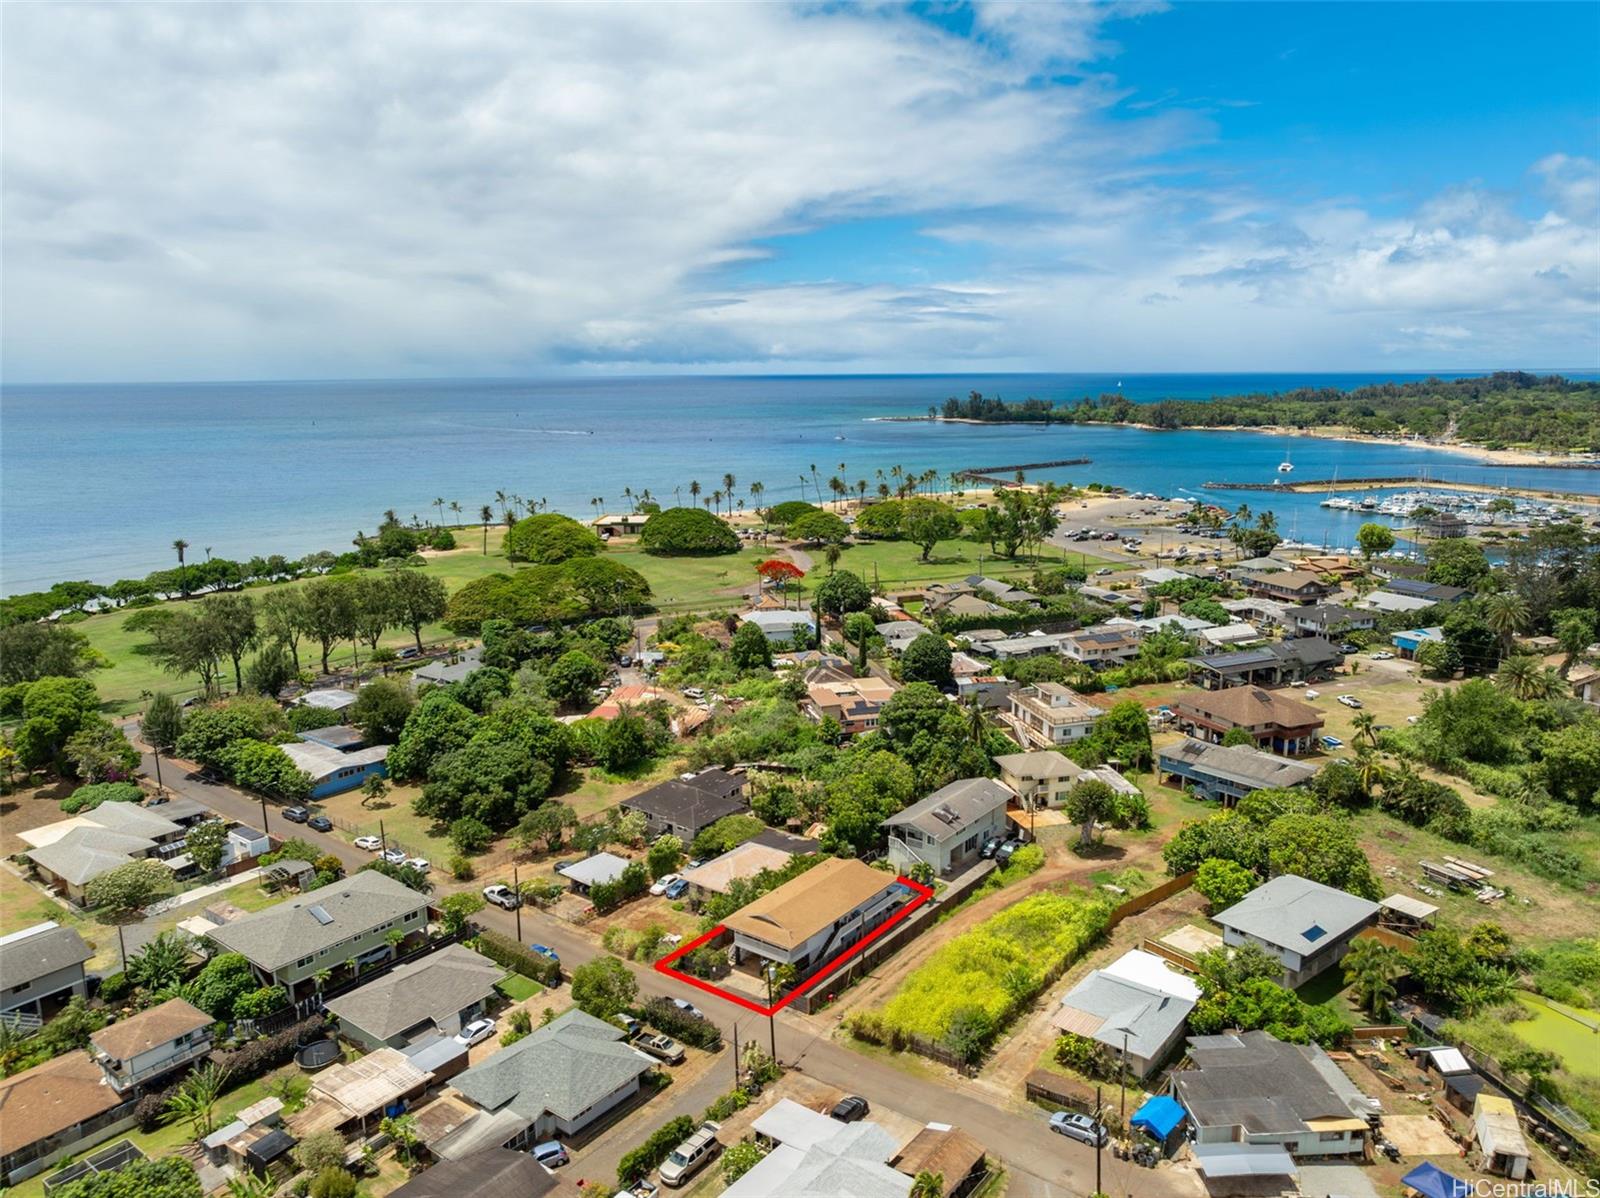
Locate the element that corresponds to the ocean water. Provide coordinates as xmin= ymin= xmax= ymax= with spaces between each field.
xmin=2 ymin=372 xmax=1596 ymax=594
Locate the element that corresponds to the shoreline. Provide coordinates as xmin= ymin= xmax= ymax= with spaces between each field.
xmin=872 ymin=415 xmax=1594 ymax=469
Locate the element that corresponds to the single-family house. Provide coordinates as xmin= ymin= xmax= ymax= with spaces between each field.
xmin=23 ymin=827 xmax=161 ymax=906
xmin=742 ymin=610 xmax=814 ymax=646
xmin=391 ymin=1148 xmax=577 ymax=1198
xmin=1156 ymin=739 xmax=1318 ymax=806
xmin=325 ymin=945 xmax=505 ymax=1051
xmin=725 ymin=857 xmax=907 ymax=975
xmin=876 ymin=621 xmax=926 ymax=654
xmin=278 ymin=742 xmax=389 ymax=799
xmin=955 ymin=670 xmax=1016 ymax=709
xmin=1051 ymin=950 xmax=1200 ymax=1078
xmin=555 ymin=852 xmax=633 ymax=896
xmin=884 ymin=778 xmax=1013 ymax=876
xmin=1172 ymin=686 xmax=1325 ymax=756
xmin=1359 ymin=590 xmax=1440 ymax=615
xmin=1171 ymin=1030 xmax=1374 ymax=1162
xmin=411 ymin=647 xmax=485 ymax=689
xmin=680 ymin=830 xmax=818 ymax=902
xmin=995 ymin=750 xmax=1082 ymax=810
xmin=1392 ymin=626 xmax=1445 ymax=660
xmin=1291 ymin=605 xmax=1376 ymax=639
xmin=931 ymin=594 xmax=1009 ymax=620
xmin=1185 ymin=637 xmax=1343 ymax=690
xmin=1221 ymin=597 xmax=1291 ymax=628
xmin=1213 ymin=874 xmax=1379 ymax=987
xmin=984 ymin=631 xmax=1070 ymax=661
xmin=0 ymin=1052 xmax=130 ymax=1184
xmin=0 ymin=923 xmax=92 ymax=1024
xmin=290 ymin=1048 xmax=434 ymax=1139
xmin=1134 ymin=614 xmax=1214 ymax=637
xmin=1228 ymin=556 xmax=1298 ymax=576
xmin=729 ymin=1098 xmax=911 ymax=1198
xmin=204 ymin=870 xmax=431 ymax=1000
xmin=1235 ymin=570 xmax=1337 ymax=605
xmin=1004 ymin=683 xmax=1103 ymax=749
xmin=1570 ymin=664 xmax=1599 ymax=709
xmin=619 ymin=767 xmax=748 ymax=841
xmin=805 ymin=676 xmax=898 ymax=736
xmin=90 ymin=998 xmax=214 ymax=1094
xmin=1473 ymin=1093 xmax=1530 ymax=1180
xmin=224 ymin=823 xmax=271 ymax=868
xmin=1061 ymin=626 xmax=1143 ymax=667
xmin=1198 ymin=623 xmax=1265 ymax=651
xmin=1382 ymin=579 xmax=1468 ymax=606
xmin=1139 ymin=567 xmax=1201 ymax=587
xmin=436 ymin=1009 xmax=655 ymax=1154
xmin=298 ymin=688 xmax=358 ymax=713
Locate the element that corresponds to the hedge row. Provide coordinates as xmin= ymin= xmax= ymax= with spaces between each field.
xmin=642 ymin=996 xmax=722 ymax=1050
xmin=589 ymin=862 xmax=649 ymax=913
xmin=475 ymin=929 xmax=563 ymax=987
xmin=617 ymin=1114 xmax=696 ymax=1185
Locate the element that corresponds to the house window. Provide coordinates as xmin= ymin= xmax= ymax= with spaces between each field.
xmin=297 ymin=955 xmax=314 ymax=968
xmin=1318 ymin=1131 xmax=1346 ymax=1142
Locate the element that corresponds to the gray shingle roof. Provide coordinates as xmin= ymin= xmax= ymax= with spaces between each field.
xmin=82 ymin=803 xmax=182 ymax=840
xmin=205 ymin=870 xmax=429 ymax=971
xmin=1157 ymin=739 xmax=1318 ymax=791
xmin=391 ymin=1149 xmax=561 ymax=1198
xmin=0 ymin=923 xmax=92 ymax=991
xmin=622 ymin=777 xmax=747 ymax=830
xmin=883 ymin=778 xmax=1013 ymax=842
xmin=1173 ymin=1030 xmax=1371 ymax=1134
xmin=324 ymin=945 xmax=504 ymax=1042
xmin=451 ymin=1008 xmax=653 ymax=1121
xmin=26 ymin=828 xmax=157 ymax=885
xmin=1213 ymin=874 xmax=1379 ymax=955
xmin=1055 ymin=971 xmax=1195 ymax=1062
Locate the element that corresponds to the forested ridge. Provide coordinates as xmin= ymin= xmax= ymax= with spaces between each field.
xmin=932 ymin=372 xmax=1599 ymax=451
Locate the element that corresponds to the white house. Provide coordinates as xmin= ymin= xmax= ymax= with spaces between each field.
xmin=89 ymin=998 xmax=214 ymax=1094
xmin=1051 ymin=950 xmax=1199 ymax=1078
xmin=742 ymin=610 xmax=814 ymax=645
xmin=884 ymin=778 xmax=1014 ymax=876
xmin=1213 ymin=875 xmax=1379 ymax=987
xmin=1004 ymin=683 xmax=1103 ymax=749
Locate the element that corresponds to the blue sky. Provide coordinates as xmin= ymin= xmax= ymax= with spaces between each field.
xmin=2 ymin=1 xmax=1596 ymax=381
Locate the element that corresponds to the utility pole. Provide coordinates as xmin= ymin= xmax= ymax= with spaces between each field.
xmin=732 ymin=1023 xmax=741 ymax=1089
xmin=1094 ymin=1085 xmax=1105 ymax=1197
xmin=512 ymin=864 xmax=522 ymax=942
xmin=764 ymin=967 xmax=777 ymax=1062
xmin=1120 ymin=1030 xmax=1130 ymax=1123
xmin=379 ymin=819 xmax=387 ymax=856
xmin=152 ymin=746 xmax=164 ymax=795
xmin=259 ymin=793 xmax=270 ymax=839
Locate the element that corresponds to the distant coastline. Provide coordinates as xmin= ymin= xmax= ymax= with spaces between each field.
xmin=871 ymin=415 xmax=1597 ymax=469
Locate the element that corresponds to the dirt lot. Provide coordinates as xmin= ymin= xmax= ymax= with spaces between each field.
xmin=1 ymin=778 xmax=89 ymax=855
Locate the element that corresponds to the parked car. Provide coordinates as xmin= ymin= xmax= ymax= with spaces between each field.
xmin=612 ymin=1013 xmax=643 ymax=1037
xmin=979 ymin=837 xmax=1002 ymax=859
xmin=649 ymin=873 xmax=682 ymax=897
xmin=1321 ymin=735 xmax=1345 ymax=749
xmin=617 ymin=1183 xmax=659 ymax=1198
xmin=1049 ymin=1111 xmax=1108 ymax=1147
xmin=670 ymin=997 xmax=704 ymax=1019
xmin=1094 ymin=567 xmax=1114 ymax=576
xmin=1371 ymin=650 xmax=1395 ymax=660
xmin=528 ymin=943 xmax=561 ymax=964
xmin=531 ymin=1141 xmax=569 ymax=1169
xmin=1337 ymin=694 xmax=1362 ymax=709
xmin=1339 ymin=642 xmax=1360 ymax=654
xmin=354 ymin=835 xmax=383 ymax=851
xmin=830 ymin=1096 xmax=869 ymax=1122
xmin=632 ymin=1032 xmax=686 ymax=1064
xmin=406 ymin=857 xmax=431 ymax=873
xmin=381 ymin=847 xmax=407 ymax=865
xmin=683 ymin=687 xmax=705 ymax=700
xmin=482 ymin=884 xmax=520 ymax=910
xmin=664 ymin=878 xmax=689 ymax=900
xmin=454 ymin=1017 xmax=496 ymax=1047
xmin=283 ymin=806 xmax=310 ymax=824
xmin=397 ymin=646 xmax=421 ymax=660
xmin=307 ymin=815 xmax=333 ymax=833
xmin=659 ymin=1122 xmax=721 ymax=1187
xmin=1304 ymin=689 xmax=1320 ymax=699
xmin=995 ymin=839 xmax=1022 ymax=865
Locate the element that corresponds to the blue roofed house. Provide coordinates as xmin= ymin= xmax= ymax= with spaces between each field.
xmin=1213 ymin=875 xmax=1380 ymax=987
xmin=1392 ymin=627 xmax=1445 ymax=660
xmin=279 ymin=740 xmax=389 ymax=799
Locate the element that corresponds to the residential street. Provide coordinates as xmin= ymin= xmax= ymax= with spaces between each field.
xmin=130 ymin=740 xmax=1197 ymax=1197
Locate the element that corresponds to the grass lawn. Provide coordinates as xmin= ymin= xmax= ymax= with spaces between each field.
xmin=317 ymin=782 xmax=452 ymax=862
xmin=0 ymin=867 xmax=124 ymax=969
xmin=495 ymin=974 xmax=543 ymax=1003
xmin=558 ymin=758 xmax=686 ymax=822
xmin=606 ymin=544 xmax=771 ymax=610
xmin=5 ymin=1066 xmax=310 ymax=1198
xmin=828 ymin=539 xmax=1125 ymax=592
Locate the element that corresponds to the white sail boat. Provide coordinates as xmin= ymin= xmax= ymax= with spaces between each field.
xmin=1277 ymin=448 xmax=1294 ymax=474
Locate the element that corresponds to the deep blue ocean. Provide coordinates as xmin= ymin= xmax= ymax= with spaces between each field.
xmin=3 ymin=372 xmax=1596 ymax=594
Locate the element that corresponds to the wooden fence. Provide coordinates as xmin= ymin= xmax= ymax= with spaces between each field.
xmin=1349 ymin=1025 xmax=1409 ymax=1040
xmin=1107 ymin=871 xmax=1195 ymax=929
xmin=1024 ymin=1069 xmax=1097 ymax=1114
xmin=1140 ymin=938 xmax=1200 ymax=972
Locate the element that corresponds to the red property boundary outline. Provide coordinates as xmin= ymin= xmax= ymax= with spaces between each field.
xmin=653 ymin=875 xmax=934 ymax=1016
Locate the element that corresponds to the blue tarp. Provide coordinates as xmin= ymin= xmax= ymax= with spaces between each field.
xmin=1130 ymin=1094 xmax=1185 ymax=1140
xmin=1401 ymin=1162 xmax=1473 ymax=1198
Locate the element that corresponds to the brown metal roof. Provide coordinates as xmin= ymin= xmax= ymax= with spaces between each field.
xmin=893 ymin=1126 xmax=986 ymax=1195
xmin=723 ymin=858 xmax=896 ymax=949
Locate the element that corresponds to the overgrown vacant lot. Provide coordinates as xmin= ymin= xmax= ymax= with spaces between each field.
xmin=862 ymin=890 xmax=1113 ymax=1046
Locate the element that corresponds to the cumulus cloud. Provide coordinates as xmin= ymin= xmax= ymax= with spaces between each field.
xmin=1 ymin=2 xmax=1595 ymax=380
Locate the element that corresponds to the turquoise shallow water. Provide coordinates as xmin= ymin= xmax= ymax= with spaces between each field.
xmin=2 ymin=372 xmax=1596 ymax=594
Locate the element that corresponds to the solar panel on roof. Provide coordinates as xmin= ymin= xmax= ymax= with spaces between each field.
xmin=309 ymin=905 xmax=334 ymax=925
xmin=1302 ymin=924 xmax=1326 ymax=942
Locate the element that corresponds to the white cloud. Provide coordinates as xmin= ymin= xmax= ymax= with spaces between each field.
xmin=1 ymin=3 xmax=1595 ymax=380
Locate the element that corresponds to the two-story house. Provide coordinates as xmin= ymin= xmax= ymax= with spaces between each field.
xmin=204 ymin=871 xmax=430 ymax=1001
xmin=90 ymin=998 xmax=214 ymax=1094
xmin=884 ymin=778 xmax=1014 ymax=876
xmin=1060 ymin=626 xmax=1143 ymax=668
xmin=1004 ymin=683 xmax=1104 ymax=749
xmin=724 ymin=858 xmax=907 ymax=977
xmin=1212 ymin=875 xmax=1379 ymax=987
xmin=0 ymin=923 xmax=92 ymax=1027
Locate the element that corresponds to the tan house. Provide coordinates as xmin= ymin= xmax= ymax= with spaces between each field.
xmin=0 ymin=1053 xmax=130 ymax=1184
xmin=90 ymin=998 xmax=214 ymax=1094
xmin=805 ymin=676 xmax=898 ymax=737
xmin=725 ymin=857 xmax=905 ymax=973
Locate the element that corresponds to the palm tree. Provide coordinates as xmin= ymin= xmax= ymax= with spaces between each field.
xmin=162 ymin=1062 xmax=229 ymax=1139
xmin=172 ymin=539 xmax=190 ymax=599
xmin=689 ymin=480 xmax=701 ymax=508
xmin=432 ymin=497 xmax=445 ymax=526
xmin=494 ymin=489 xmax=509 ymax=522
xmin=1342 ymin=938 xmax=1402 ymax=1019
xmin=1353 ymin=744 xmax=1389 ymax=797
xmin=1351 ymin=711 xmax=1378 ymax=747
xmin=226 ymin=1174 xmax=276 ymax=1198
xmin=722 ymin=473 xmax=736 ymax=509
xmin=622 ymin=485 xmax=634 ymax=513
xmin=480 ymin=504 xmax=494 ymax=554
xmin=910 ymin=1171 xmax=945 ymax=1198
xmin=449 ymin=500 xmax=462 ymax=526
xmin=1483 ymin=590 xmax=1529 ymax=657
xmin=1496 ymin=654 xmax=1543 ymax=700
xmin=809 ymin=463 xmax=821 ymax=504
xmin=856 ymin=478 xmax=868 ymax=506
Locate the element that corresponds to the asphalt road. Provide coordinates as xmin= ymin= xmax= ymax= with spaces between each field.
xmin=132 ymin=740 xmax=1196 ymax=1198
